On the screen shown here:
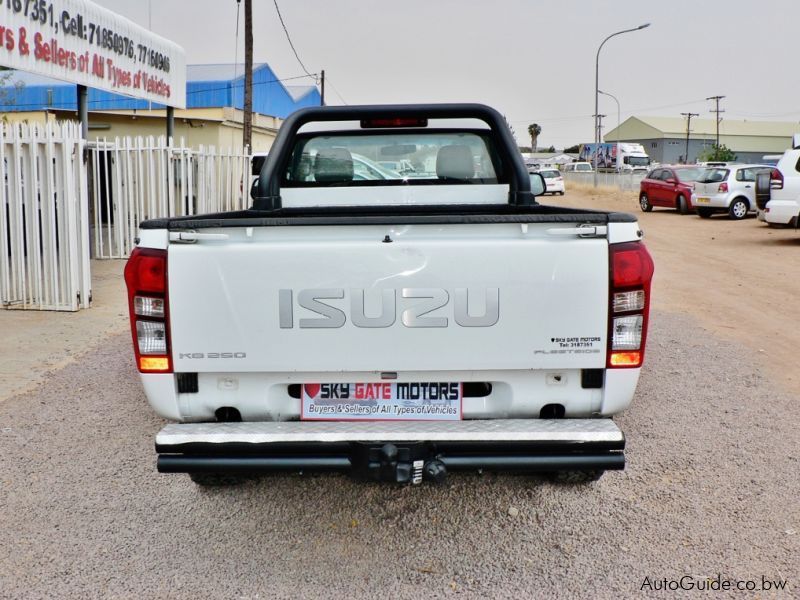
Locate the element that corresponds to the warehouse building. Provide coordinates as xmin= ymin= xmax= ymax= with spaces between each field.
xmin=0 ymin=63 xmax=321 ymax=151
xmin=604 ymin=116 xmax=800 ymax=164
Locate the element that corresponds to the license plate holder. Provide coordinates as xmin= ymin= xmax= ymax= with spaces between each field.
xmin=301 ymin=382 xmax=462 ymax=421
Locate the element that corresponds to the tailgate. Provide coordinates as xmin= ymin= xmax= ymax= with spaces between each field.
xmin=168 ymin=223 xmax=608 ymax=373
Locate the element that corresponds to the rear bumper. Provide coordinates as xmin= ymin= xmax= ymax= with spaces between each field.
xmin=764 ymin=200 xmax=799 ymax=225
xmin=156 ymin=419 xmax=625 ymax=482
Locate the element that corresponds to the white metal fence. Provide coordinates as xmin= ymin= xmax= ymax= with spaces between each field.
xmin=0 ymin=122 xmax=91 ymax=311
xmin=88 ymin=137 xmax=251 ymax=259
xmin=563 ymin=170 xmax=646 ymax=191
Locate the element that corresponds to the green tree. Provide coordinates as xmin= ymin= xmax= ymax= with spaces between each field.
xmin=0 ymin=67 xmax=23 ymax=109
xmin=545 ymin=145 xmax=556 ymax=153
xmin=563 ymin=144 xmax=580 ymax=154
xmin=698 ymin=143 xmax=737 ymax=162
xmin=527 ymin=123 xmax=542 ymax=152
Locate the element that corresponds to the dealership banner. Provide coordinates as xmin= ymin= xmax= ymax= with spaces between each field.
xmin=0 ymin=0 xmax=186 ymax=107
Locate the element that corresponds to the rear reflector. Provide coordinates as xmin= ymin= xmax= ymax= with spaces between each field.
xmin=139 ymin=357 xmax=170 ymax=372
xmin=609 ymin=352 xmax=642 ymax=367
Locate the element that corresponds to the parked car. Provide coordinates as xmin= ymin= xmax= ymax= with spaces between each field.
xmin=693 ymin=164 xmax=775 ymax=219
xmin=638 ymin=165 xmax=705 ymax=214
xmin=562 ymin=162 xmax=593 ymax=173
xmin=534 ymin=168 xmax=565 ymax=195
xmin=761 ymin=138 xmax=800 ymax=226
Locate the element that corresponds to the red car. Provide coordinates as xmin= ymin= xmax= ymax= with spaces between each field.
xmin=639 ymin=166 xmax=705 ymax=215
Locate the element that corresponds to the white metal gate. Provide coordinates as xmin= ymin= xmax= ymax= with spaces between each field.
xmin=88 ymin=137 xmax=251 ymax=259
xmin=0 ymin=122 xmax=91 ymax=311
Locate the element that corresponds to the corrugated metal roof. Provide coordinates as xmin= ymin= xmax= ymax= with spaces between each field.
xmin=627 ymin=116 xmax=800 ymax=138
xmin=285 ymin=85 xmax=317 ymax=101
xmin=0 ymin=63 xmax=320 ymax=118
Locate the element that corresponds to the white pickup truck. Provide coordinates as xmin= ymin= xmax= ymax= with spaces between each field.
xmin=124 ymin=104 xmax=654 ymax=486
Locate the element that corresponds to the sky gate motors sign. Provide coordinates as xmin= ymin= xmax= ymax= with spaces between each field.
xmin=0 ymin=0 xmax=186 ymax=108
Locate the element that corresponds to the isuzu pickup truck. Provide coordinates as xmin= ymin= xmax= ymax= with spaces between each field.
xmin=124 ymin=104 xmax=654 ymax=486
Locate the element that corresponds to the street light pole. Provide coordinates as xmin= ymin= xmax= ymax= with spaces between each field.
xmin=594 ymin=23 xmax=650 ymax=186
xmin=599 ymin=90 xmax=620 ymax=171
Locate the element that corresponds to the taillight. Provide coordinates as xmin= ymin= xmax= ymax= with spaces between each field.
xmin=608 ymin=242 xmax=654 ymax=369
xmin=124 ymin=247 xmax=172 ymax=373
xmin=718 ymin=182 xmax=728 ymax=193
xmin=772 ymin=169 xmax=784 ymax=189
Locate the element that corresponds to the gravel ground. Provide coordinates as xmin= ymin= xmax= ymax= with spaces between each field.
xmin=1 ymin=311 xmax=798 ymax=599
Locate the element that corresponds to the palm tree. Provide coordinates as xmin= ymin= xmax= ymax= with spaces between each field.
xmin=528 ymin=123 xmax=542 ymax=153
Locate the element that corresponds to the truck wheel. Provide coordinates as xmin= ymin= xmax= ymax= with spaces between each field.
xmin=550 ymin=470 xmax=605 ymax=484
xmin=676 ymin=194 xmax=689 ymax=215
xmin=729 ymin=198 xmax=749 ymax=220
xmin=697 ymin=208 xmax=713 ymax=219
xmin=189 ymin=473 xmax=250 ymax=486
xmin=639 ymin=193 xmax=652 ymax=212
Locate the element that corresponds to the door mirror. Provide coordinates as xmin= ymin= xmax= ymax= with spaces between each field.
xmin=528 ymin=173 xmax=546 ymax=196
xmin=250 ymin=177 xmax=260 ymax=200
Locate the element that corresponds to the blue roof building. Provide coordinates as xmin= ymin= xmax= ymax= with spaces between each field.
xmin=0 ymin=63 xmax=321 ymax=118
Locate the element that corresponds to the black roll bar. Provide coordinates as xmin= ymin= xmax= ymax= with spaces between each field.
xmin=252 ymin=103 xmax=535 ymax=211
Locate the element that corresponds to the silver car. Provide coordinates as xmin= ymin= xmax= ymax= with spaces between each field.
xmin=692 ymin=164 xmax=773 ymax=220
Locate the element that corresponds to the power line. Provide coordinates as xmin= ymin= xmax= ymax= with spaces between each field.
xmin=273 ymin=0 xmax=316 ymax=83
xmin=511 ymin=97 xmax=713 ymax=125
xmin=322 ymin=75 xmax=348 ymax=105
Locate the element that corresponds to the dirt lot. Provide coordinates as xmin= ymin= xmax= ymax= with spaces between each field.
xmin=0 ymin=188 xmax=798 ymax=598
xmin=549 ymin=184 xmax=800 ymax=395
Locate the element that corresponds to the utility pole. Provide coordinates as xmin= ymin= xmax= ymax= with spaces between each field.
xmin=243 ymin=0 xmax=253 ymax=152
xmin=320 ymin=69 xmax=325 ymax=106
xmin=681 ymin=112 xmax=698 ymax=163
xmin=593 ymin=114 xmax=606 ymax=170
xmin=706 ymin=95 xmax=725 ymax=147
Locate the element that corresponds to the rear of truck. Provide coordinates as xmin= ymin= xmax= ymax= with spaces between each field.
xmin=124 ymin=104 xmax=654 ymax=484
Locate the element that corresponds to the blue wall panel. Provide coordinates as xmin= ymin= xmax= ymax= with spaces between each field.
xmin=0 ymin=63 xmax=320 ymax=118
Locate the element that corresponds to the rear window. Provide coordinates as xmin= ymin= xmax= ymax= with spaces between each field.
xmin=698 ymin=168 xmax=729 ymax=183
xmin=673 ymin=167 xmax=703 ymax=182
xmin=539 ymin=170 xmax=560 ymax=178
xmin=282 ymin=131 xmax=500 ymax=187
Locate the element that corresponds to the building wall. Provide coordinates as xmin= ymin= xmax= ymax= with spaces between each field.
xmin=617 ymin=136 xmax=783 ymax=165
xmin=3 ymin=110 xmax=278 ymax=152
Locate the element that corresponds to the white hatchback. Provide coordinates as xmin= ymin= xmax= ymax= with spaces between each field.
xmin=693 ymin=164 xmax=773 ymax=220
xmin=534 ymin=168 xmax=565 ymax=195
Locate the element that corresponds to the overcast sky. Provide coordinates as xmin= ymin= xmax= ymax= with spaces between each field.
xmin=95 ymin=0 xmax=800 ymax=149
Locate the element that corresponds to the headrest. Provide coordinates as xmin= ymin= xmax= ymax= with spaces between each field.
xmin=314 ymin=148 xmax=353 ymax=183
xmin=436 ymin=145 xmax=474 ymax=180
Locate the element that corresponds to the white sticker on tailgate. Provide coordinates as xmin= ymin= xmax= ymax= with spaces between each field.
xmin=301 ymin=383 xmax=462 ymax=421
